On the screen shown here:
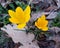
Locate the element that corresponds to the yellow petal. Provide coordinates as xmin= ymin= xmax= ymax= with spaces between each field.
xmin=35 ymin=22 xmax=37 ymax=27
xmin=35 ymin=22 xmax=40 ymax=27
xmin=41 ymin=27 xmax=48 ymax=31
xmin=35 ymin=22 xmax=41 ymax=29
xmin=37 ymin=18 xmax=42 ymax=23
xmin=9 ymin=18 xmax=20 ymax=24
xmin=41 ymin=15 xmax=46 ymax=20
xmin=37 ymin=18 xmax=43 ymax=27
xmin=17 ymin=23 xmax=26 ymax=29
xmin=16 ymin=7 xmax=24 ymax=19
xmin=43 ymin=20 xmax=48 ymax=27
xmin=16 ymin=7 xmax=24 ymax=15
xmin=37 ymin=26 xmax=42 ymax=30
xmin=25 ymin=15 xmax=30 ymax=23
xmin=38 ymin=19 xmax=48 ymax=27
xmin=8 ymin=10 xmax=15 ymax=18
xmin=24 ymin=5 xmax=31 ymax=15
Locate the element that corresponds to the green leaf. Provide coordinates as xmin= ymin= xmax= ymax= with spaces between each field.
xmin=9 ymin=3 xmax=15 ymax=10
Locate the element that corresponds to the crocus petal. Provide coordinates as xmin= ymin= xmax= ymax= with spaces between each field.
xmin=9 ymin=18 xmax=20 ymax=24
xmin=17 ymin=23 xmax=26 ymax=29
xmin=41 ymin=15 xmax=46 ymax=20
xmin=35 ymin=22 xmax=40 ymax=28
xmin=24 ymin=6 xmax=31 ymax=23
xmin=35 ymin=22 xmax=42 ymax=29
xmin=37 ymin=19 xmax=43 ymax=27
xmin=37 ymin=17 xmax=48 ymax=27
xmin=16 ymin=7 xmax=24 ymax=18
xmin=8 ymin=10 xmax=15 ymax=18
xmin=16 ymin=7 xmax=24 ymax=15
xmin=42 ymin=27 xmax=48 ymax=31
xmin=43 ymin=20 xmax=48 ymax=27
xmin=35 ymin=22 xmax=37 ymax=27
xmin=38 ymin=20 xmax=48 ymax=27
xmin=25 ymin=15 xmax=30 ymax=23
xmin=15 ymin=7 xmax=26 ymax=23
xmin=24 ymin=5 xmax=31 ymax=15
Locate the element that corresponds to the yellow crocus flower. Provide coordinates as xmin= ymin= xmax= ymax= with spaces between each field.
xmin=8 ymin=5 xmax=31 ymax=29
xmin=35 ymin=15 xmax=48 ymax=31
